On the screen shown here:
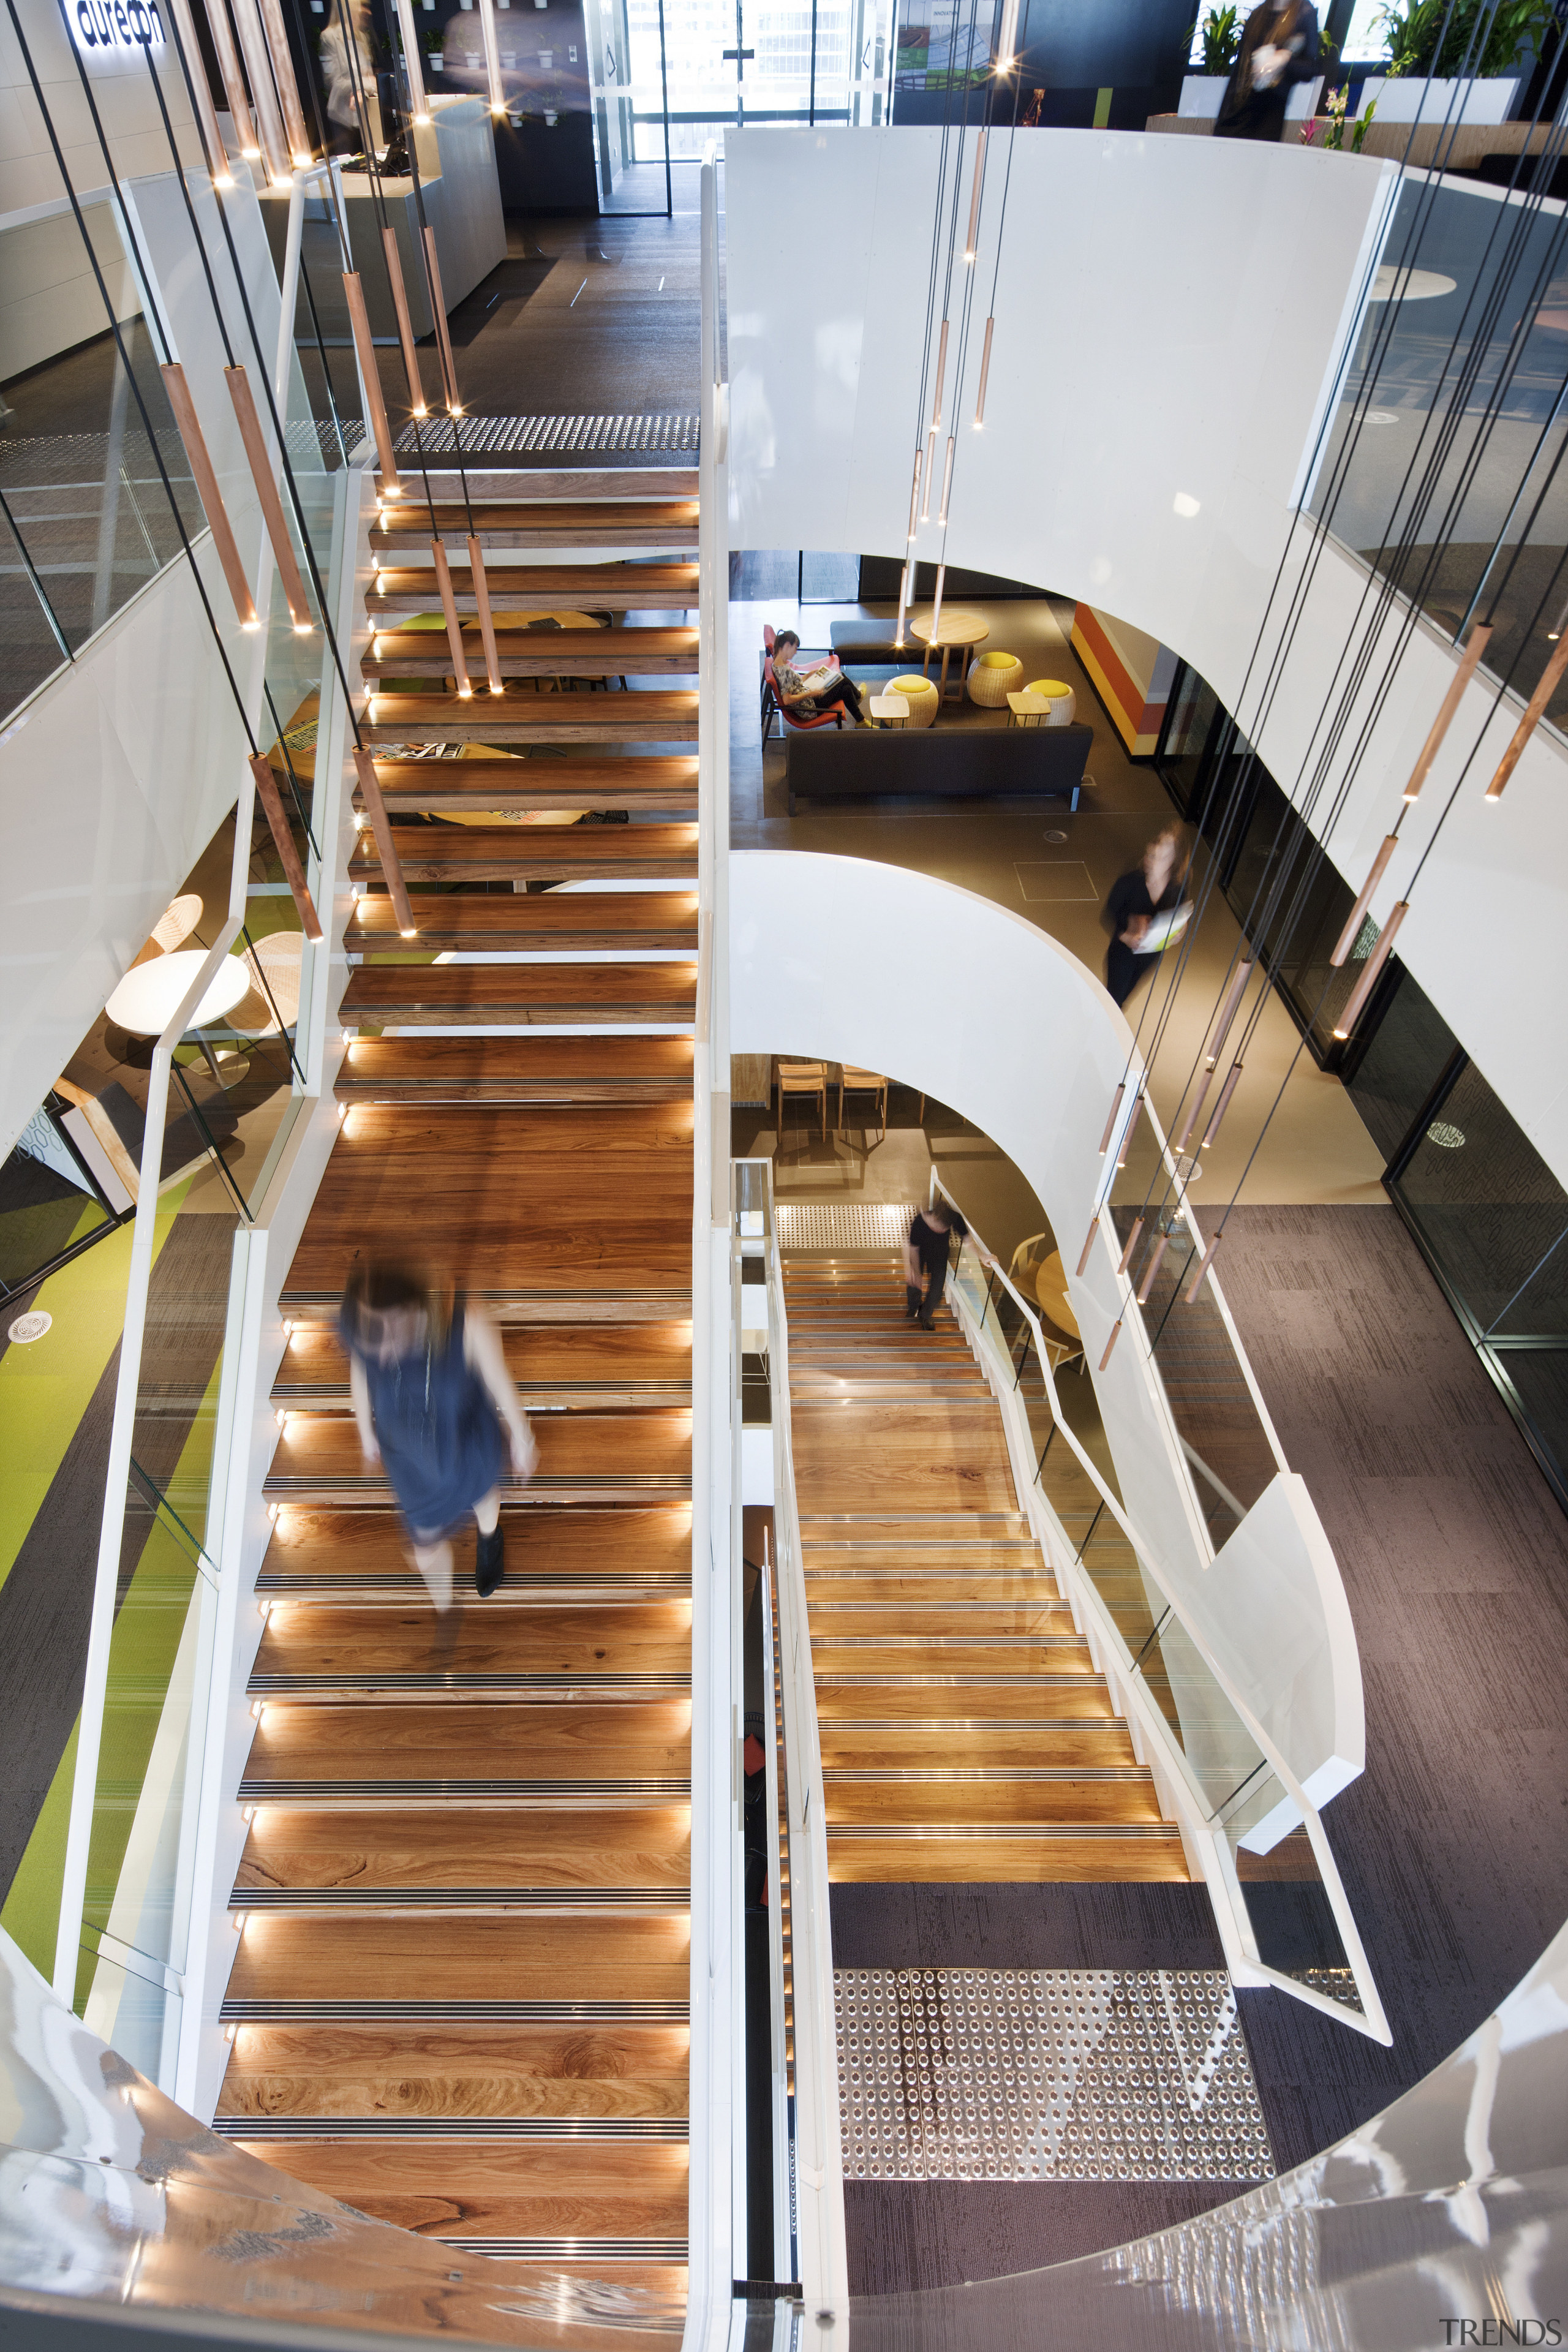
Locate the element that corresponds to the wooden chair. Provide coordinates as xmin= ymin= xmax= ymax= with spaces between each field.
xmin=776 ymin=1058 xmax=828 ymax=1141
xmin=837 ymin=1066 xmax=888 ymax=1138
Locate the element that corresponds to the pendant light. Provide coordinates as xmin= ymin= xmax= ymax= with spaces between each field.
xmin=1075 ymin=1215 xmax=1099 ymax=1276
xmin=1099 ymin=1318 xmax=1123 ymax=1370
xmin=1135 ymin=1231 xmax=1170 ymax=1305
xmin=432 ymin=540 xmax=472 ymax=696
xmin=1403 ymin=622 xmax=1490 ymax=803
xmin=203 ymin=0 xmax=259 ymax=160
xmin=167 ymin=0 xmax=234 ymax=181
xmin=342 ymin=271 xmax=404 ymax=492
xmin=255 ymin=0 xmax=314 ymax=165
xmin=1200 ymin=1063 xmax=1244 ymax=1149
xmin=1329 ymin=834 xmax=1398 ymax=966
xmin=225 ymin=364 xmax=313 ymax=631
xmin=1116 ymin=1216 xmax=1144 ymax=1275
xmin=476 ymin=0 xmax=508 ymax=113
xmin=468 ymin=535 xmax=504 ymax=694
xmin=251 ymin=755 xmax=324 ymax=941
xmin=963 ymin=131 xmax=987 ymax=259
xmin=382 ymin=227 xmax=427 ymax=417
xmin=227 ymin=0 xmax=291 ymax=183
xmin=1184 ymin=1232 xmax=1223 ymax=1303
xmin=973 ymin=315 xmax=995 ymax=426
xmin=392 ymin=0 xmax=432 ymax=122
xmin=423 ymin=226 xmax=462 ymax=413
xmin=1332 ymin=902 xmax=1408 ymax=1037
xmin=1484 ymin=631 xmax=1568 ymax=802
xmin=352 ymin=749 xmax=418 ymax=934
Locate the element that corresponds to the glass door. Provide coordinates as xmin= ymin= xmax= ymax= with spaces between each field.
xmin=586 ymin=0 xmax=673 ymax=211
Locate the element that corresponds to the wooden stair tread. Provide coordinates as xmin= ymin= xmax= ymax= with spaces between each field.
xmin=824 ymin=1780 xmax=1164 ymax=1828
xmin=816 ymin=1723 xmax=1137 ymax=1770
xmin=216 ymin=2022 xmax=690 ymax=2120
xmin=366 ymin=564 xmax=698 ymax=614
xmin=254 ymin=1602 xmax=693 ymax=1681
xmin=352 ymin=826 xmax=698 ymax=882
xmin=349 ymin=897 xmax=698 ymax=948
xmin=827 ymin=1834 xmax=1191 ymax=1884
xmin=274 ymin=1323 xmax=692 ymax=1404
xmin=265 ymin=1411 xmax=693 ymax=1500
xmin=364 ymin=630 xmax=698 ymax=679
xmin=360 ymin=761 xmax=699 ymax=815
xmin=227 ymin=1915 xmax=690 ymax=2003
xmin=234 ymin=2137 xmax=690 ymax=2241
xmin=336 ymin=1036 xmax=696 ymax=1105
xmin=340 ymin=965 xmax=696 ymax=1026
xmin=371 ymin=499 xmax=699 ymax=547
xmin=242 ymin=1700 xmax=690 ymax=1786
xmin=236 ymin=1809 xmax=690 ymax=1893
xmin=283 ymin=1104 xmax=693 ymax=1303
xmin=809 ymin=1638 xmax=1097 ymax=1675
xmin=361 ymin=696 xmax=698 ymax=746
xmin=260 ymin=1506 xmax=693 ymax=1590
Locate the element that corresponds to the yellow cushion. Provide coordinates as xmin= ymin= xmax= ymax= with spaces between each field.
xmin=891 ymin=675 xmax=936 ymax=698
xmin=978 ymin=650 xmax=1015 ymax=669
xmin=1028 ymin=679 xmax=1069 ymax=698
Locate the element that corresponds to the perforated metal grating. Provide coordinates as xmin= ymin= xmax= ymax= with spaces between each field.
xmin=775 ymin=1202 xmax=910 ymax=1252
xmin=393 ymin=413 xmax=699 ymax=456
xmin=837 ymin=1967 xmax=1275 ymax=2183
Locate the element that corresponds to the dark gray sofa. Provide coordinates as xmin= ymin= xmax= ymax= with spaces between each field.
xmin=829 ymin=618 xmax=911 ymax=664
xmin=785 ymin=720 xmax=1093 ymax=812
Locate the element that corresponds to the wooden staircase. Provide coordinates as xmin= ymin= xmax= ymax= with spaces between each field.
xmin=783 ymin=1256 xmax=1191 ymax=1883
xmin=217 ymin=484 xmax=703 ymax=2325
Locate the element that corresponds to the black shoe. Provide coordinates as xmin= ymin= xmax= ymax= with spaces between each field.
xmin=905 ymin=1286 xmax=922 ymax=1319
xmin=475 ymin=1523 xmax=505 ymax=1597
xmin=919 ymin=1315 xmax=936 ymax=1330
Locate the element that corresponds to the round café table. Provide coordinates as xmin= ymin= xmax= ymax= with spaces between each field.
xmin=105 ymin=948 xmax=252 ymax=1080
xmin=910 ymin=607 xmax=989 ymax=704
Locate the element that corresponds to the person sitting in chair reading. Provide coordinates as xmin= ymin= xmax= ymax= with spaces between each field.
xmin=772 ymin=630 xmax=867 ymax=726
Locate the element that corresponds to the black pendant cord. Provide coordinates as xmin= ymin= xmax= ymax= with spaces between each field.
xmin=396 ymin=82 xmax=478 ymax=532
xmin=3 ymin=0 xmax=265 ymax=765
xmin=277 ymin=0 xmax=360 ymax=464
xmin=910 ymin=7 xmax=965 ymax=466
xmin=931 ymin=0 xmax=994 ymax=568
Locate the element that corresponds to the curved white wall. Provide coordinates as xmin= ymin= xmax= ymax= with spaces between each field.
xmin=726 ymin=129 xmax=1568 ymax=1189
xmin=732 ymin=848 xmax=1363 ymax=1807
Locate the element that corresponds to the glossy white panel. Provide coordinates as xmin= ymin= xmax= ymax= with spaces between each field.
xmin=726 ymin=130 xmax=1568 ymax=1186
xmin=730 ymin=847 xmax=1362 ymax=1801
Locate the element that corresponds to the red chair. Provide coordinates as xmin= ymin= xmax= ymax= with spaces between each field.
xmin=761 ymin=622 xmax=847 ymax=746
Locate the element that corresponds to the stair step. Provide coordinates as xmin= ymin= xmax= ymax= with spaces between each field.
xmin=236 ymin=1809 xmax=689 ymax=1900
xmin=814 ymin=1681 xmax=1110 ymax=1721
xmin=273 ymin=1322 xmax=691 ymax=1407
xmin=365 ymin=563 xmax=699 ymax=616
xmin=369 ymin=499 xmax=699 ymax=549
xmin=239 ymin=1698 xmax=690 ymax=1803
xmin=817 ymin=1721 xmax=1137 ymax=1771
xmin=349 ymin=891 xmax=697 ymax=950
xmin=216 ymin=2021 xmax=689 ymax=2122
xmin=282 ymin=1102 xmax=693 ymax=1308
xmin=361 ymin=693 xmax=698 ymax=745
xmin=258 ymin=1505 xmax=692 ymax=1596
xmin=226 ymin=2134 xmax=690 ymax=2245
xmin=352 ymin=823 xmax=698 ymax=884
xmin=810 ymin=1638 xmax=1096 ymax=1675
xmin=363 ymin=628 xmax=698 ymax=680
xmin=263 ymin=1410 xmax=693 ymax=1505
xmin=340 ymin=962 xmax=697 ymax=1028
xmin=826 ymin=1831 xmax=1191 ymax=1883
xmin=805 ymin=1603 xmax=1075 ymax=1634
xmin=251 ymin=1603 xmax=692 ymax=1689
xmin=823 ymin=1777 xmax=1163 ymax=1828
xmin=334 ymin=1035 xmax=695 ymax=1106
xmin=359 ymin=758 xmax=700 ymax=816
xmin=227 ymin=1913 xmax=690 ymax=2003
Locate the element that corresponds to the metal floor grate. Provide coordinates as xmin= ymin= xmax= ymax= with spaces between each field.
xmin=393 ymin=413 xmax=699 ymax=456
xmin=776 ymin=1202 xmax=910 ymax=1252
xmin=837 ymin=1967 xmax=1274 ymax=2184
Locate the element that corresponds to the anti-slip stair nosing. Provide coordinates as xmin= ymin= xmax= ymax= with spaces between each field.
xmin=813 ymin=1673 xmax=1106 ymax=1689
xmin=256 ymin=1575 xmax=694 ymax=1597
xmin=826 ymin=1822 xmax=1178 ymax=1840
xmin=818 ymin=1718 xmax=1115 ymax=1735
xmin=238 ymin=1779 xmax=692 ymax=1801
xmin=219 ymin=2000 xmax=691 ymax=2022
xmin=247 ymin=1673 xmax=693 ymax=1694
xmin=440 ymin=2238 xmax=690 ymax=2261
xmin=229 ymin=1888 xmax=691 ymax=1911
xmin=212 ymin=2117 xmax=690 ymax=2142
xmin=823 ymin=1765 xmax=1149 ymax=1782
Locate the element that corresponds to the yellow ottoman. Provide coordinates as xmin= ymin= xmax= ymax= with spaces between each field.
xmin=968 ymin=649 xmax=1023 ymax=707
xmin=889 ymin=674 xmax=940 ymax=730
xmin=1025 ymin=678 xmax=1076 ymax=726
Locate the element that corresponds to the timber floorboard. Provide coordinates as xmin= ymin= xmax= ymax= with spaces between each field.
xmin=216 ymin=2022 xmax=692 ymax=2119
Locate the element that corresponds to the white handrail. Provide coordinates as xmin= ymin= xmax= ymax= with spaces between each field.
xmin=763 ymin=1182 xmax=849 ymax=2326
xmin=930 ymin=1178 xmax=1390 ymax=2045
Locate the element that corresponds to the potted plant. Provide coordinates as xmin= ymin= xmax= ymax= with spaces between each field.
xmin=424 ymin=18 xmax=444 ymax=68
xmin=1359 ymin=0 xmax=1558 ymax=122
xmin=1180 ymin=4 xmax=1240 ymax=115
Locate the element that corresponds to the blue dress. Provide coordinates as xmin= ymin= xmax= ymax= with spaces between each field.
xmin=343 ymin=1299 xmax=505 ymax=1537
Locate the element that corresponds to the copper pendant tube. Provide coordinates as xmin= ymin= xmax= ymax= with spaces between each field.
xmin=227 ymin=0 xmax=291 ymax=183
xmin=392 ymin=0 xmax=431 ymax=119
xmin=204 ymin=0 xmax=258 ymax=157
xmin=973 ymin=316 xmax=995 ymax=426
xmin=937 ymin=434 xmax=956 ymax=527
xmin=476 ymin=0 xmax=507 ymax=111
xmin=930 ymin=562 xmax=946 ymax=641
xmin=907 ymin=450 xmax=922 ymax=543
xmin=1075 ymin=1215 xmax=1099 ymax=1276
xmin=1329 ymin=833 xmax=1398 ymax=967
xmin=1201 ymin=1061 xmax=1244 ymax=1150
xmin=159 ymin=363 xmax=257 ymax=628
xmin=1174 ymin=1065 xmax=1215 ymax=1155
xmin=930 ymin=318 xmax=949 ymax=430
xmin=251 ymin=755 xmax=324 ymax=941
xmin=1332 ymin=901 xmax=1408 ymax=1037
xmin=1207 ymin=957 xmax=1253 ymax=1061
xmin=423 ymin=227 xmax=461 ymax=413
xmin=963 ymin=130 xmax=987 ymax=258
xmin=895 ymin=562 xmax=911 ymax=646
xmin=468 ymin=534 xmax=503 ymax=693
xmin=1115 ymin=1216 xmax=1144 ymax=1275
xmin=352 ymin=748 xmax=417 ymax=935
xmin=995 ymin=0 xmax=1020 ymax=69
xmin=1136 ymin=1229 xmax=1171 ymax=1304
xmin=1403 ymin=622 xmax=1491 ymax=804
xmin=342 ymin=271 xmax=403 ymax=492
xmin=1098 ymin=1083 xmax=1126 ymax=1155
xmin=1484 ymin=630 xmax=1568 ymax=802
xmin=1098 ymin=1317 xmax=1123 ymax=1370
xmin=224 ymin=366 xmax=312 ymax=630
xmin=255 ymin=0 xmax=314 ymax=163
xmin=920 ymin=426 xmax=937 ymax=522
xmin=1115 ymin=1091 xmax=1144 ymax=1168
xmin=167 ymin=0 xmax=234 ymax=180
xmin=382 ymin=227 xmax=427 ymax=417
xmin=1185 ymin=1232 xmax=1223 ymax=1305
xmin=432 ymin=538 xmax=472 ymax=696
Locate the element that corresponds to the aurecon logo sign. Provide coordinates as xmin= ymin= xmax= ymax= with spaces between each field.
xmin=70 ymin=0 xmax=166 ymax=50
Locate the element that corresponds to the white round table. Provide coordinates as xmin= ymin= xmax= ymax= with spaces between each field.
xmin=105 ymin=949 xmax=251 ymax=1039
